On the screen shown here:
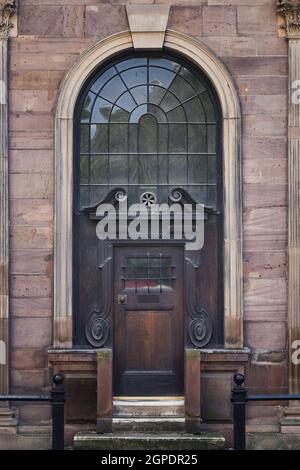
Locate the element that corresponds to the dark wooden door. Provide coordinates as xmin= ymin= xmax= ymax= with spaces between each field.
xmin=113 ymin=244 xmax=184 ymax=396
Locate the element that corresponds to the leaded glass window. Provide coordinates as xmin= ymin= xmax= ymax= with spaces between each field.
xmin=77 ymin=53 xmax=220 ymax=208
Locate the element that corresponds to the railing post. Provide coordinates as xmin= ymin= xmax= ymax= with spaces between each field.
xmin=51 ymin=374 xmax=65 ymax=450
xmin=231 ymin=373 xmax=247 ymax=450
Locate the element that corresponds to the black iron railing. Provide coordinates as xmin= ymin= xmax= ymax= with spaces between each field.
xmin=231 ymin=373 xmax=300 ymax=450
xmin=0 ymin=374 xmax=65 ymax=450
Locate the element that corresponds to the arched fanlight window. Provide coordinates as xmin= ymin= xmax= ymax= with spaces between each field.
xmin=77 ymin=53 xmax=221 ymax=209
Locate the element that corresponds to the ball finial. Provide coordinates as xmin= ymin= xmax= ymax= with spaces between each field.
xmin=53 ymin=373 xmax=64 ymax=386
xmin=234 ymin=373 xmax=245 ymax=386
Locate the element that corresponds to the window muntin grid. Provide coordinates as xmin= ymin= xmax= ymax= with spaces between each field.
xmin=78 ymin=54 xmax=219 ymax=208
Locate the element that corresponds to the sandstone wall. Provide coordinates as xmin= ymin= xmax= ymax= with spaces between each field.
xmin=9 ymin=0 xmax=288 ymax=429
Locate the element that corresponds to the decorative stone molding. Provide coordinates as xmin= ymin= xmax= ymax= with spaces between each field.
xmin=54 ymin=30 xmax=242 ymax=349
xmin=0 ymin=0 xmax=18 ymax=38
xmin=0 ymin=0 xmax=18 ymax=432
xmin=277 ymin=0 xmax=300 ymax=38
xmin=126 ymin=4 xmax=170 ymax=49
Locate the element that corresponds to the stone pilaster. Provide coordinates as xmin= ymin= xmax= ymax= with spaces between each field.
xmin=0 ymin=0 xmax=18 ymax=432
xmin=277 ymin=0 xmax=300 ymax=432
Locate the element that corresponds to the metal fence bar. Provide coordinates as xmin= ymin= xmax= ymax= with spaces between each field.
xmin=51 ymin=374 xmax=65 ymax=450
xmin=231 ymin=373 xmax=300 ymax=450
xmin=0 ymin=374 xmax=65 ymax=450
xmin=231 ymin=374 xmax=247 ymax=450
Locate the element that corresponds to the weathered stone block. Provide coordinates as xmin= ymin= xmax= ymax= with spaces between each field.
xmin=11 ymin=275 xmax=52 ymax=299
xmin=11 ymin=251 xmax=53 ymax=276
xmin=246 ymin=363 xmax=288 ymax=394
xmin=243 ymin=136 xmax=286 ymax=159
xmin=10 ymin=91 xmax=55 ymax=113
xmin=237 ymin=6 xmax=277 ymax=34
xmin=10 ymin=113 xmax=53 ymax=132
xmin=201 ymin=36 xmax=256 ymax=57
xmin=19 ymin=5 xmax=64 ymax=36
xmin=12 ymin=349 xmax=47 ymax=370
xmin=241 ymin=95 xmax=286 ymax=117
xmin=10 ymin=150 xmax=53 ymax=174
xmin=10 ymin=132 xmax=54 ymax=150
xmin=244 ymin=250 xmax=286 ymax=279
xmin=85 ymin=5 xmax=128 ymax=38
xmin=244 ymin=206 xmax=287 ymax=250
xmin=244 ymin=278 xmax=287 ymax=310
xmin=243 ymin=158 xmax=286 ymax=184
xmin=244 ymin=183 xmax=287 ymax=208
xmin=256 ymin=35 xmax=288 ymax=56
xmin=238 ymin=76 xmax=287 ymax=96
xmin=169 ymin=6 xmax=202 ymax=35
xmin=11 ymin=70 xmax=64 ymax=90
xmin=11 ymin=317 xmax=52 ymax=349
xmin=11 ymin=298 xmax=52 ymax=318
xmin=63 ymin=6 xmax=84 ymax=38
xmin=10 ymin=227 xmax=53 ymax=250
xmin=10 ymin=199 xmax=53 ymax=226
xmin=243 ymin=115 xmax=287 ymax=137
xmin=245 ymin=321 xmax=287 ymax=352
xmin=225 ymin=56 xmax=287 ymax=76
xmin=202 ymin=6 xmax=236 ymax=36
xmin=10 ymin=174 xmax=53 ymax=199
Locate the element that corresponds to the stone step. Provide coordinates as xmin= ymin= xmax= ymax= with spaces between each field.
xmin=74 ymin=431 xmax=226 ymax=450
xmin=113 ymin=398 xmax=185 ymax=418
xmin=113 ymin=417 xmax=185 ymax=432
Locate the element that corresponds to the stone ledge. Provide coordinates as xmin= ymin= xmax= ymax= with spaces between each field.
xmin=73 ymin=431 xmax=225 ymax=450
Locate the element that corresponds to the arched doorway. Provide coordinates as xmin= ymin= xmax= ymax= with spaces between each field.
xmin=73 ymin=52 xmax=223 ymax=396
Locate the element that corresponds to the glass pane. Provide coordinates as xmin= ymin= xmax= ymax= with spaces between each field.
xmin=158 ymin=124 xmax=168 ymax=154
xmin=169 ymin=124 xmax=187 ymax=153
xmin=139 ymin=154 xmax=157 ymax=184
xmin=116 ymin=58 xmax=147 ymax=72
xmin=90 ymin=124 xmax=108 ymax=153
xmin=188 ymin=124 xmax=207 ymax=153
xmin=109 ymin=154 xmax=128 ymax=184
xmin=208 ymin=125 xmax=217 ymax=153
xmin=80 ymin=186 xmax=89 ymax=207
xmin=149 ymin=67 xmax=175 ymax=89
xmin=80 ymin=124 xmax=89 ymax=152
xmin=90 ymin=67 xmax=116 ymax=94
xmin=81 ymin=92 xmax=95 ymax=122
xmin=89 ymin=186 xmax=107 ymax=205
xmin=207 ymin=155 xmax=217 ymax=184
xmin=149 ymin=58 xmax=180 ymax=72
xmin=110 ymin=106 xmax=130 ymax=123
xmin=138 ymin=114 xmax=158 ymax=154
xmin=116 ymin=91 xmax=136 ymax=112
xmin=80 ymin=155 xmax=89 ymax=184
xmin=200 ymin=92 xmax=216 ymax=122
xmin=130 ymin=86 xmax=148 ymax=105
xmin=160 ymin=91 xmax=180 ymax=113
xmin=148 ymin=104 xmax=167 ymax=123
xmin=207 ymin=186 xmax=217 ymax=207
xmin=169 ymin=75 xmax=196 ymax=102
xmin=90 ymin=155 xmax=108 ymax=184
xmin=188 ymin=186 xmax=207 ymax=204
xmin=110 ymin=124 xmax=128 ymax=153
xmin=188 ymin=155 xmax=207 ymax=184
xmin=184 ymin=96 xmax=206 ymax=122
xmin=100 ymin=75 xmax=126 ymax=103
xmin=149 ymin=85 xmax=166 ymax=105
xmin=179 ymin=67 xmax=206 ymax=94
xmin=121 ymin=67 xmax=147 ymax=88
xmin=91 ymin=97 xmax=112 ymax=123
xmin=169 ymin=154 xmax=187 ymax=184
xmin=167 ymin=106 xmax=186 ymax=123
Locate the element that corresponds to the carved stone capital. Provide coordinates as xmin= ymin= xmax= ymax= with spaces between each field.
xmin=277 ymin=0 xmax=300 ymax=38
xmin=0 ymin=0 xmax=18 ymax=38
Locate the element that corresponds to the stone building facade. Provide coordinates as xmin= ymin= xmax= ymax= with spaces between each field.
xmin=0 ymin=0 xmax=300 ymax=450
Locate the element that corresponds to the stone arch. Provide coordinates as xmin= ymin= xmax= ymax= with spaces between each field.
xmin=54 ymin=30 xmax=242 ymax=349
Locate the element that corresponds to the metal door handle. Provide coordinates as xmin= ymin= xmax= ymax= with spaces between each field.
xmin=117 ymin=294 xmax=127 ymax=304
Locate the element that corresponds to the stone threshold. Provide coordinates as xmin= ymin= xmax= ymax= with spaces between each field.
xmin=73 ymin=431 xmax=225 ymax=450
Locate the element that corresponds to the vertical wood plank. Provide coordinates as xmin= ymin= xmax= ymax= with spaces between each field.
xmin=96 ymin=349 xmax=113 ymax=433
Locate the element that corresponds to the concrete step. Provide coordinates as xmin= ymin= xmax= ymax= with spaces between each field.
xmin=113 ymin=417 xmax=185 ymax=432
xmin=74 ymin=431 xmax=226 ymax=450
xmin=113 ymin=398 xmax=185 ymax=418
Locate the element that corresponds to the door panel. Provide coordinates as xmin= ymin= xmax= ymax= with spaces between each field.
xmin=113 ymin=244 xmax=184 ymax=396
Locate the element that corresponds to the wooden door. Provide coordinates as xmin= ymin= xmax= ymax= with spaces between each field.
xmin=113 ymin=244 xmax=184 ymax=396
